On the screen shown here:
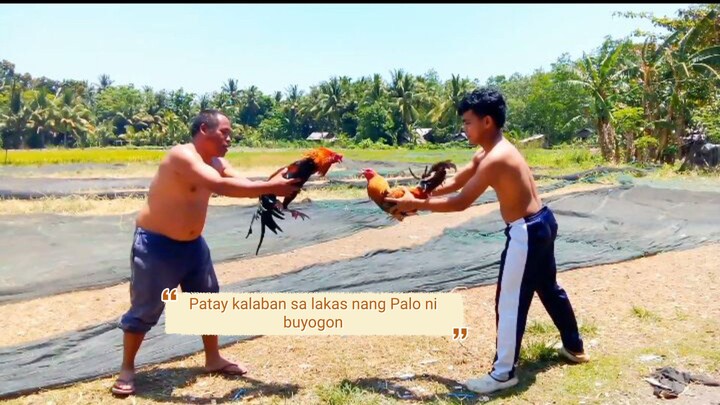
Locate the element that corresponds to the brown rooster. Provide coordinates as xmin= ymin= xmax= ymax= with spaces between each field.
xmin=362 ymin=160 xmax=456 ymax=221
xmin=246 ymin=147 xmax=343 ymax=254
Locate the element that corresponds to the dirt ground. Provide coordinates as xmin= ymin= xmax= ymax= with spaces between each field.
xmin=0 ymin=183 xmax=605 ymax=347
xmin=3 ymin=245 xmax=718 ymax=404
xmin=1 ymin=182 xmax=719 ymax=404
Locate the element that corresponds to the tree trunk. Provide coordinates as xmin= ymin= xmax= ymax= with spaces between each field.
xmin=597 ymin=118 xmax=618 ymax=162
xmin=672 ymin=113 xmax=686 ymax=163
xmin=625 ymin=132 xmax=636 ymax=163
xmin=596 ymin=120 xmax=609 ymax=161
xmin=656 ymin=106 xmax=672 ymax=162
xmin=608 ymin=123 xmax=619 ymax=164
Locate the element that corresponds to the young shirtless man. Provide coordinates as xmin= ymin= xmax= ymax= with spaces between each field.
xmin=386 ymin=88 xmax=589 ymax=394
xmin=112 ymin=109 xmax=301 ymax=396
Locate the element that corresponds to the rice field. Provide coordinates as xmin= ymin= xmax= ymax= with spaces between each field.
xmin=1 ymin=145 xmax=606 ymax=174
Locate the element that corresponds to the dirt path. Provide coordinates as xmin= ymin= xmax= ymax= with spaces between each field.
xmin=0 ymin=183 xmax=606 ymax=347
xmin=4 ymin=243 xmax=718 ymax=404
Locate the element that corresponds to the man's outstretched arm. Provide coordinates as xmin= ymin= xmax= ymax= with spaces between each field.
xmin=213 ymin=157 xmax=251 ymax=180
xmin=171 ymin=149 xmax=299 ymax=198
xmin=387 ymin=161 xmax=495 ymax=213
xmin=429 ymin=160 xmax=478 ymax=196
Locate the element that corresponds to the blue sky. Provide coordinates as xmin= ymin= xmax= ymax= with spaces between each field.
xmin=1 ymin=4 xmax=690 ymax=96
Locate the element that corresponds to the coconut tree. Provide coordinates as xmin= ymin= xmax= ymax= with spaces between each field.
xmin=569 ymin=39 xmax=631 ymax=162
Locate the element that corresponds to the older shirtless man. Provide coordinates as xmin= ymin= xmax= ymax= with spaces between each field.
xmin=112 ymin=109 xmax=300 ymax=396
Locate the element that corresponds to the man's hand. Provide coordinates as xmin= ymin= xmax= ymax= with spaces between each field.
xmin=267 ymin=168 xmax=302 ymax=197
xmin=385 ymin=191 xmax=423 ymax=216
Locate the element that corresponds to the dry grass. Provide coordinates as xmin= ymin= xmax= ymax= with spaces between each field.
xmin=3 ymin=244 xmax=718 ymax=404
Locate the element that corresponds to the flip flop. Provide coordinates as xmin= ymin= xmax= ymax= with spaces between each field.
xmin=111 ymin=378 xmax=135 ymax=396
xmin=206 ymin=363 xmax=248 ymax=376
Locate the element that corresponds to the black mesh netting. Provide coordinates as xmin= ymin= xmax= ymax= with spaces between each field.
xmin=0 ymin=200 xmax=393 ymax=304
xmin=0 ymin=178 xmax=571 ymax=304
xmin=0 ymin=184 xmax=718 ymax=398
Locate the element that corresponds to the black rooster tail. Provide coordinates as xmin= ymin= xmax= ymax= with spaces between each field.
xmin=429 ymin=160 xmax=457 ymax=173
xmin=248 ymin=194 xmax=285 ymax=255
xmin=409 ymin=166 xmax=427 ymax=180
xmin=418 ymin=160 xmax=457 ymax=194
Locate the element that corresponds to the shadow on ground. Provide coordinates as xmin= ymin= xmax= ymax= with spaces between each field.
xmin=114 ymin=366 xmax=300 ymax=404
xmin=335 ymin=357 xmax=568 ymax=403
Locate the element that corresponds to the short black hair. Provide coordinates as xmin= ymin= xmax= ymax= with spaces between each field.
xmin=457 ymin=87 xmax=506 ymax=128
xmin=190 ymin=109 xmax=224 ymax=137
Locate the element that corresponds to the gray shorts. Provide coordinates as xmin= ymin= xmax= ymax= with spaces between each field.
xmin=118 ymin=227 xmax=219 ymax=333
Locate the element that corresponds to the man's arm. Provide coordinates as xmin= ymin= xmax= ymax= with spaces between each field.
xmin=429 ymin=160 xmax=478 ymax=196
xmin=213 ymin=157 xmax=250 ymax=180
xmin=171 ymin=149 xmax=299 ymax=198
xmin=387 ymin=160 xmax=495 ymax=213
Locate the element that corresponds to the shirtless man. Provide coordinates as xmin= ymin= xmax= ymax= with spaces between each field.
xmin=386 ymin=88 xmax=590 ymax=394
xmin=112 ymin=109 xmax=300 ymax=396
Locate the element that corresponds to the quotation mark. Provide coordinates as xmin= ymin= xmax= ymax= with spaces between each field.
xmin=452 ymin=327 xmax=468 ymax=340
xmin=161 ymin=288 xmax=178 ymax=302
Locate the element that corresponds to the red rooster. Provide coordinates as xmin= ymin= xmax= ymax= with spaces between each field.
xmin=362 ymin=160 xmax=456 ymax=220
xmin=246 ymin=147 xmax=343 ymax=254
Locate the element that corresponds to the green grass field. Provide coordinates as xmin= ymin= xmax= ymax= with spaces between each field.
xmin=0 ymin=145 xmax=606 ymax=174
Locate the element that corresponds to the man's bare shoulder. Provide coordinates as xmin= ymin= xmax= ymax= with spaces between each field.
xmin=480 ymin=141 xmax=519 ymax=171
xmin=166 ymin=144 xmax=201 ymax=166
xmin=471 ymin=149 xmax=486 ymax=165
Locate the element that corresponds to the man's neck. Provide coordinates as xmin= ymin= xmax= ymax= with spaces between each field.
xmin=191 ymin=140 xmax=215 ymax=164
xmin=479 ymin=130 xmax=504 ymax=152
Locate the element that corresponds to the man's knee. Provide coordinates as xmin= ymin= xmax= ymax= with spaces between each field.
xmin=118 ymin=300 xmax=164 ymax=333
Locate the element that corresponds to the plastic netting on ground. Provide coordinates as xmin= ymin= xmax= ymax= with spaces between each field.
xmin=0 ymin=184 xmax=718 ymax=398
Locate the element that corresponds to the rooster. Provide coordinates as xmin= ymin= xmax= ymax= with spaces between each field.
xmin=246 ymin=147 xmax=344 ymax=255
xmin=362 ymin=160 xmax=456 ymax=221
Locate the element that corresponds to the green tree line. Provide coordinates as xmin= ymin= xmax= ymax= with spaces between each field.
xmin=1 ymin=4 xmax=718 ymax=163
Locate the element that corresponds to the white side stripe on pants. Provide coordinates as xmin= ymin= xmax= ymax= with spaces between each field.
xmin=491 ymin=219 xmax=529 ymax=381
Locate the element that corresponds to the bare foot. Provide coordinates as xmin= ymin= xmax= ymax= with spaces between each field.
xmin=111 ymin=368 xmax=135 ymax=396
xmin=205 ymin=357 xmax=249 ymax=376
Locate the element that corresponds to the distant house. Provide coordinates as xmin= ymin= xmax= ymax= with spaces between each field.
xmin=451 ymin=132 xmax=468 ymax=142
xmin=306 ymin=132 xmax=336 ymax=142
xmin=519 ymin=134 xmax=547 ymax=148
xmin=397 ymin=128 xmax=431 ymax=145
xmin=414 ymin=128 xmax=433 ymax=144
xmin=420 ymin=130 xmax=468 ymax=144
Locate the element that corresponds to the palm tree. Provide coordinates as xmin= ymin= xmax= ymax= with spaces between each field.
xmin=199 ymin=94 xmax=211 ymax=110
xmin=389 ymin=69 xmax=421 ymax=144
xmin=429 ymin=74 xmax=474 ymax=131
xmin=569 ymin=40 xmax=631 ymax=162
xmin=314 ymin=78 xmax=344 ymax=132
xmin=0 ymin=83 xmax=30 ymax=150
xmin=283 ymin=85 xmax=304 ymax=139
xmin=222 ymin=79 xmax=240 ymax=106
xmin=658 ymin=9 xmax=720 ymax=158
xmin=365 ymin=73 xmax=386 ymax=105
xmin=240 ymin=85 xmax=262 ymax=127
xmin=98 ymin=74 xmax=113 ymax=92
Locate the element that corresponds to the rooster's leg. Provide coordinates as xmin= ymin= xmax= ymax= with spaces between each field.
xmin=289 ymin=209 xmax=310 ymax=220
xmin=274 ymin=201 xmax=310 ymax=220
